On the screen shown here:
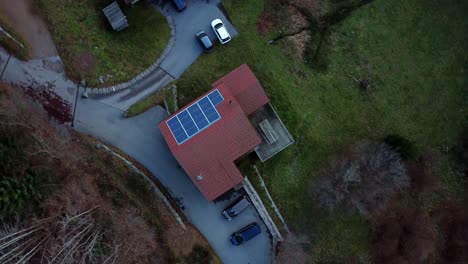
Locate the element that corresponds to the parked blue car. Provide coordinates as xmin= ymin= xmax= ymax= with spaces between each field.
xmin=229 ymin=222 xmax=261 ymax=246
xmin=172 ymin=0 xmax=186 ymax=12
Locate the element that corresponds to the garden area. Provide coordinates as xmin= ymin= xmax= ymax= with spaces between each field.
xmin=36 ymin=0 xmax=170 ymax=86
xmin=173 ymin=0 xmax=468 ymax=263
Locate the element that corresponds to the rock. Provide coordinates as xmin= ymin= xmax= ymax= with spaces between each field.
xmin=98 ymin=76 xmax=105 ymax=84
xmin=80 ymin=79 xmax=86 ymax=86
xmin=82 ymin=91 xmax=89 ymax=98
xmin=360 ymin=80 xmax=370 ymax=90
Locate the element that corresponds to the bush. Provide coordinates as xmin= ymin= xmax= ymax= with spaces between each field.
xmin=451 ymin=128 xmax=468 ymax=180
xmin=0 ymin=172 xmax=40 ymax=217
xmin=372 ymin=209 xmax=436 ymax=264
xmin=311 ymin=140 xmax=409 ymax=215
xmin=185 ymin=245 xmax=212 ymax=264
xmin=433 ymin=202 xmax=468 ymax=264
xmin=384 ymin=135 xmax=419 ymax=161
xmin=405 ymin=151 xmax=439 ymax=192
xmin=0 ymin=135 xmax=42 ymax=218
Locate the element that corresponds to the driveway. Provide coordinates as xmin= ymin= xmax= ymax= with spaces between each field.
xmin=0 ymin=1 xmax=270 ymax=261
xmin=88 ymin=0 xmax=237 ymax=111
xmin=74 ymin=97 xmax=272 ymax=264
xmin=157 ymin=0 xmax=238 ymax=78
xmin=1 ymin=48 xmax=272 ymax=263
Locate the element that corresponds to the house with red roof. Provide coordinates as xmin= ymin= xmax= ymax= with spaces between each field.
xmin=158 ymin=64 xmax=294 ymax=201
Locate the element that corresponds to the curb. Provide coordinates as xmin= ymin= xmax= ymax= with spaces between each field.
xmin=243 ymin=177 xmax=283 ymax=242
xmin=87 ymin=10 xmax=176 ymax=96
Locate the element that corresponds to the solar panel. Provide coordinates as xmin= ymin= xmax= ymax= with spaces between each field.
xmin=166 ymin=89 xmax=224 ymax=144
xmin=208 ymin=89 xmax=223 ymax=105
xmin=167 ymin=117 xmax=188 ymax=143
xmin=188 ymin=104 xmax=209 ymax=129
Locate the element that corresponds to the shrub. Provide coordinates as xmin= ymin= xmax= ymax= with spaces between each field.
xmin=384 ymin=135 xmax=419 ymax=161
xmin=372 ymin=209 xmax=436 ymax=264
xmin=405 ymin=151 xmax=439 ymax=192
xmin=451 ymin=128 xmax=468 ymax=180
xmin=185 ymin=245 xmax=212 ymax=264
xmin=0 ymin=172 xmax=40 ymax=217
xmin=432 ymin=202 xmax=468 ymax=264
xmin=311 ymin=140 xmax=409 ymax=215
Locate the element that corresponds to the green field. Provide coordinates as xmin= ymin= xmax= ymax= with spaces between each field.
xmin=37 ymin=0 xmax=170 ymax=86
xmin=174 ymin=0 xmax=467 ymax=262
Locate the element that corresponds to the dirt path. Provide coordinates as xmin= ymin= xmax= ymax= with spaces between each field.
xmin=0 ymin=0 xmax=57 ymax=59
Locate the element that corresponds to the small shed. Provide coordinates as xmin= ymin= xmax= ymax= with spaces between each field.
xmin=103 ymin=2 xmax=128 ymax=32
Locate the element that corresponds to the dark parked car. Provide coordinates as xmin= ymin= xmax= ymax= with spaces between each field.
xmin=195 ymin=31 xmax=213 ymax=53
xmin=222 ymin=196 xmax=251 ymax=220
xmin=229 ymin=222 xmax=261 ymax=246
xmin=172 ymin=0 xmax=186 ymax=11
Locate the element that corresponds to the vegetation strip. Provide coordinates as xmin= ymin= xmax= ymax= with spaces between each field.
xmin=97 ymin=142 xmax=186 ymax=230
xmin=0 ymin=15 xmax=29 ymax=60
xmin=243 ymin=177 xmax=283 ymax=241
xmin=253 ymin=165 xmax=289 ymax=233
xmin=0 ymin=26 xmax=24 ymax=48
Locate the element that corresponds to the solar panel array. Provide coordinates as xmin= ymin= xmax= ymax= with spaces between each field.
xmin=167 ymin=89 xmax=224 ymax=144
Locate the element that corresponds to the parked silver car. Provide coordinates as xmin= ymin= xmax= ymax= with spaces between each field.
xmin=222 ymin=196 xmax=251 ymax=220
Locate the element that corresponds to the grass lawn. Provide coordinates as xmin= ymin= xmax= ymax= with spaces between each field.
xmin=125 ymin=84 xmax=176 ymax=117
xmin=37 ymin=0 xmax=170 ymax=86
xmin=174 ymin=0 xmax=468 ymax=262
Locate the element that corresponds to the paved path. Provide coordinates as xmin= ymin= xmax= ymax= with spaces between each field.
xmin=74 ymin=96 xmax=272 ymax=264
xmin=157 ymin=0 xmax=238 ymax=78
xmin=91 ymin=67 xmax=175 ymax=111
xmin=88 ymin=0 xmax=238 ymax=109
xmin=0 ymin=11 xmax=271 ymax=261
xmin=0 ymin=0 xmax=58 ymax=59
xmin=0 ymin=1 xmax=270 ymax=262
xmin=89 ymin=0 xmax=237 ymax=97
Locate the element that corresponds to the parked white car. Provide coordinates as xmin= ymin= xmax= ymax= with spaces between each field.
xmin=211 ymin=19 xmax=231 ymax=44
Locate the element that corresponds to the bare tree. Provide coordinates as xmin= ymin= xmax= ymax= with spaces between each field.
xmin=311 ymin=140 xmax=409 ymax=215
xmin=0 ymin=207 xmax=108 ymax=264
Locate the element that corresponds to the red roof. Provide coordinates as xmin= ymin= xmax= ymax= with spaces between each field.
xmin=212 ymin=64 xmax=269 ymax=115
xmin=158 ymin=64 xmax=270 ymax=201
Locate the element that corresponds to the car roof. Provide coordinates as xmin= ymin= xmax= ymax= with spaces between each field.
xmin=230 ymin=196 xmax=250 ymax=212
xmin=200 ymin=35 xmax=212 ymax=48
xmin=211 ymin=18 xmax=222 ymax=27
xmin=217 ymin=26 xmax=230 ymax=40
xmin=239 ymin=223 xmax=261 ymax=240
